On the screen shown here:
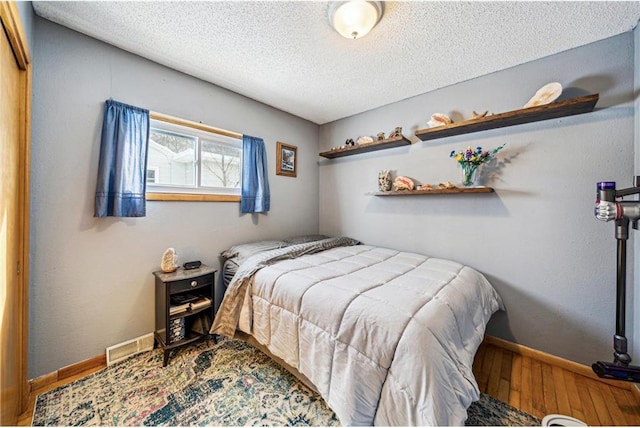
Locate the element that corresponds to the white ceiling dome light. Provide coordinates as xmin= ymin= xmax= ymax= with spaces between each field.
xmin=329 ymin=1 xmax=384 ymax=40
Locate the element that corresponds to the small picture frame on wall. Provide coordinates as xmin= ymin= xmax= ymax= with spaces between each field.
xmin=276 ymin=142 xmax=297 ymax=177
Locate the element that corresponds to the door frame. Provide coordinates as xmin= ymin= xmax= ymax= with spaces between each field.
xmin=0 ymin=0 xmax=31 ymax=418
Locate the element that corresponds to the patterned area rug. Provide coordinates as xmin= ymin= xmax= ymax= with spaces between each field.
xmin=467 ymin=393 xmax=541 ymax=426
xmin=33 ymin=338 xmax=540 ymax=426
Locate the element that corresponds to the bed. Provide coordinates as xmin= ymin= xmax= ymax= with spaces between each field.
xmin=211 ymin=236 xmax=503 ymax=426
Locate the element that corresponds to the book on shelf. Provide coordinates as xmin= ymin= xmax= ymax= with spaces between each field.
xmin=169 ymin=297 xmax=211 ymax=316
xmin=190 ymin=297 xmax=211 ymax=311
xmin=169 ymin=302 xmax=190 ymax=315
xmin=171 ymin=294 xmax=200 ymax=305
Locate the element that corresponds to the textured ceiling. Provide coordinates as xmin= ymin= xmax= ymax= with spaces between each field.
xmin=32 ymin=1 xmax=640 ymax=125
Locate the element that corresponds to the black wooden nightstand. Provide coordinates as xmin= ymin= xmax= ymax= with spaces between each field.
xmin=153 ymin=265 xmax=217 ymax=366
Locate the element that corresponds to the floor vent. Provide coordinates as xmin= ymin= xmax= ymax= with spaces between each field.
xmin=106 ymin=333 xmax=155 ymax=366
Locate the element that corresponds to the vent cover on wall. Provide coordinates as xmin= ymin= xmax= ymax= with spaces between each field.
xmin=106 ymin=332 xmax=155 ymax=366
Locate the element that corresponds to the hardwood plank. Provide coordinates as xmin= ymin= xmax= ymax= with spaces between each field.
xmin=472 ymin=342 xmax=487 ymax=375
xmin=598 ymin=382 xmax=630 ymax=425
xmin=520 ymin=355 xmax=533 ymax=415
xmin=477 ymin=343 xmax=495 ymax=392
xmin=530 ymin=358 xmax=545 ymax=417
xmin=575 ymin=374 xmax=603 ymax=425
xmin=563 ymin=370 xmax=584 ymax=415
xmin=551 ymin=365 xmax=571 ymax=416
xmin=487 ymin=347 xmax=503 ymax=397
xmin=611 ymin=386 xmax=640 ymax=425
xmin=571 ymin=409 xmax=587 ymax=425
xmin=498 ymin=351 xmax=512 ymax=403
xmin=541 ymin=361 xmax=558 ymax=415
xmin=509 ymin=353 xmax=522 ymax=408
xmin=586 ymin=378 xmax=613 ymax=425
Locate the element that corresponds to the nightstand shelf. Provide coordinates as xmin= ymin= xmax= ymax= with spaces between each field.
xmin=169 ymin=303 xmax=212 ymax=321
xmin=155 ymin=330 xmax=204 ymax=350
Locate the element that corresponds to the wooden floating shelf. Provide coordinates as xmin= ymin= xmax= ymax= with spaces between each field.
xmin=415 ymin=93 xmax=599 ymax=142
xmin=319 ymin=135 xmax=412 ymax=159
xmin=369 ymin=187 xmax=495 ymax=196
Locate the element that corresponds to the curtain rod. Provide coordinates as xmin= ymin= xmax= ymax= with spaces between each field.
xmin=150 ymin=111 xmax=242 ymax=140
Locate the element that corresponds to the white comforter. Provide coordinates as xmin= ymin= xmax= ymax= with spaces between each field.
xmin=236 ymin=244 xmax=503 ymax=426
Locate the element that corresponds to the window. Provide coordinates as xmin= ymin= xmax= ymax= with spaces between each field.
xmin=146 ymin=114 xmax=242 ymax=202
xmin=146 ymin=167 xmax=159 ymax=184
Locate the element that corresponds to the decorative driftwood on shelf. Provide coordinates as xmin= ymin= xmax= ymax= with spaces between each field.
xmin=415 ymin=93 xmax=599 ymax=142
xmin=319 ymin=135 xmax=412 ymax=159
xmin=368 ymin=187 xmax=495 ymax=196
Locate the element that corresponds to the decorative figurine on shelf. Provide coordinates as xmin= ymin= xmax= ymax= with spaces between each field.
xmin=161 ymin=248 xmax=178 ymax=273
xmin=390 ymin=127 xmax=403 ymax=138
xmin=357 ymin=136 xmax=374 ymax=145
xmin=394 ymin=176 xmax=415 ymax=191
xmin=427 ymin=113 xmax=452 ymax=128
xmin=345 ymin=138 xmax=355 ymax=146
xmin=472 ymin=110 xmax=489 ymax=119
xmin=377 ymin=132 xmax=385 ymax=141
xmin=378 ymin=170 xmax=392 ymax=192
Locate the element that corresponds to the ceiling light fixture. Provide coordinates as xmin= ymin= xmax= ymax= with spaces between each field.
xmin=329 ymin=1 xmax=383 ymax=40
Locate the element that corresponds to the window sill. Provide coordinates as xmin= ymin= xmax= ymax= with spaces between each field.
xmin=146 ymin=193 xmax=240 ymax=202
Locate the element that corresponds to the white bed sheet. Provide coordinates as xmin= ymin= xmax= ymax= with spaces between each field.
xmin=237 ymin=245 xmax=503 ymax=426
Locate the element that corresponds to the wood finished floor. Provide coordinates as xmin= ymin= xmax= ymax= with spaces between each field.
xmin=473 ymin=340 xmax=640 ymax=426
xmin=18 ymin=339 xmax=640 ymax=426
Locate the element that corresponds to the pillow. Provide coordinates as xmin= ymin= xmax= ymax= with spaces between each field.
xmin=282 ymin=234 xmax=328 ymax=245
xmin=221 ymin=235 xmax=330 ymax=262
xmin=220 ymin=240 xmax=287 ymax=262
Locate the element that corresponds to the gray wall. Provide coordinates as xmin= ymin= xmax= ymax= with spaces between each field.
xmin=319 ymin=33 xmax=635 ymax=366
xmin=29 ymin=17 xmax=320 ymax=378
xmin=26 ymin=12 xmax=639 ymax=377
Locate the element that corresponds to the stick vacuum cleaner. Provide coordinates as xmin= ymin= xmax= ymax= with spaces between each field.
xmin=592 ymin=179 xmax=640 ymax=382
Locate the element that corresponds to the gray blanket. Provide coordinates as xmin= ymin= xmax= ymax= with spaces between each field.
xmin=210 ymin=236 xmax=360 ymax=337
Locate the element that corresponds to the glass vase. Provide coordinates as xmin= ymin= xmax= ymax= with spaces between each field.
xmin=460 ymin=162 xmax=480 ymax=187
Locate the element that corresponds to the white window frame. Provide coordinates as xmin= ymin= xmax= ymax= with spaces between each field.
xmin=146 ymin=112 xmax=243 ymax=202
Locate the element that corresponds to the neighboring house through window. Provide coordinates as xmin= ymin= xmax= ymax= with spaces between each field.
xmin=146 ymin=113 xmax=242 ymax=202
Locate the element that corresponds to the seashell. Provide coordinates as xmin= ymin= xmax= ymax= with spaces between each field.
xmin=524 ymin=82 xmax=562 ymax=108
xmin=394 ymin=176 xmax=414 ymax=191
xmin=472 ymin=110 xmax=488 ymax=119
xmin=357 ymin=136 xmax=374 ymax=145
xmin=427 ymin=113 xmax=452 ymax=128
xmin=161 ymin=248 xmax=178 ymax=273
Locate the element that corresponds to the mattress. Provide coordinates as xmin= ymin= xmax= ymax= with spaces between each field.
xmin=213 ymin=239 xmax=503 ymax=426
